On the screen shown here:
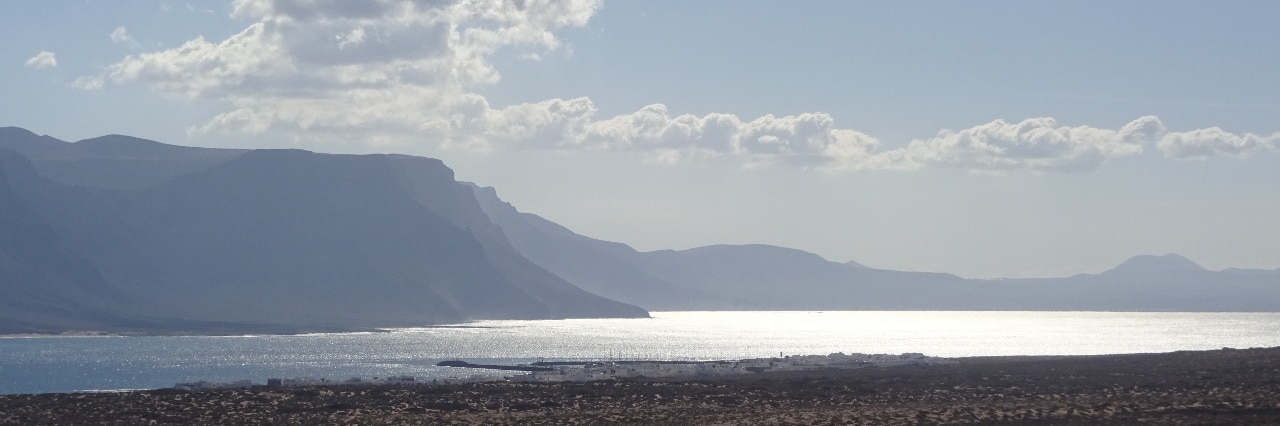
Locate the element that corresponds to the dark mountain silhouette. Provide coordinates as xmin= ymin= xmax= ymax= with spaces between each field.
xmin=0 ymin=128 xmax=645 ymax=334
xmin=472 ymin=185 xmax=1280 ymax=312
xmin=4 ymin=126 xmax=1277 ymax=336
xmin=0 ymin=150 xmax=128 ymax=333
xmin=0 ymin=127 xmax=246 ymax=190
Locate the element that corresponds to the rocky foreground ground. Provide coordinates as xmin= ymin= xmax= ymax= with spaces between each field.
xmin=2 ymin=347 xmax=1279 ymax=425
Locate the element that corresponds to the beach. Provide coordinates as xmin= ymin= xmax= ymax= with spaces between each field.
xmin=2 ymin=346 xmax=1278 ymax=425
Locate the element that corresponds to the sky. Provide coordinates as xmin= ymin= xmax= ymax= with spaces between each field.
xmin=4 ymin=0 xmax=1279 ymax=278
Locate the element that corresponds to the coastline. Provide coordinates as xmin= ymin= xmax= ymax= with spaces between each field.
xmin=3 ymin=310 xmax=1275 ymax=339
xmin=0 ymin=321 xmax=530 ymax=338
xmin=0 ymin=325 xmax=392 ymax=338
xmin=3 ymin=346 xmax=1278 ymax=424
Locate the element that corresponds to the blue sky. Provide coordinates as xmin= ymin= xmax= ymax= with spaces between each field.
xmin=5 ymin=0 xmax=1279 ymax=277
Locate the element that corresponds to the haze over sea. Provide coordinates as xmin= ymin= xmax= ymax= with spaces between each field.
xmin=3 ymin=311 xmax=1279 ymax=395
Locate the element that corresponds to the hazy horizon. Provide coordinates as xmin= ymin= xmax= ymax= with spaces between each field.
xmin=5 ymin=1 xmax=1278 ymax=278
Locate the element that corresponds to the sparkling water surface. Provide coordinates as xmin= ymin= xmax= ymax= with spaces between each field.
xmin=2 ymin=311 xmax=1278 ymax=394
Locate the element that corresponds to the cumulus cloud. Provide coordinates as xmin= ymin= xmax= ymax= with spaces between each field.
xmin=24 ymin=51 xmax=57 ymax=69
xmin=110 ymin=26 xmax=140 ymax=48
xmin=889 ymin=117 xmax=1154 ymax=174
xmin=107 ymin=0 xmax=597 ymax=96
xmin=1158 ymin=128 xmax=1279 ymax=159
xmin=80 ymin=0 xmax=1277 ymax=173
xmin=883 ymin=116 xmax=1275 ymax=171
xmin=70 ymin=76 xmax=105 ymax=91
xmin=96 ymin=0 xmax=599 ymax=146
xmin=458 ymin=100 xmax=881 ymax=169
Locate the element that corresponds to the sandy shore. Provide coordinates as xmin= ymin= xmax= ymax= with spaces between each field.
xmin=3 ymin=346 xmax=1279 ymax=425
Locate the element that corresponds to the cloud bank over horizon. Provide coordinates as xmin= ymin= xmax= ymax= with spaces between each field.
xmin=77 ymin=0 xmax=1279 ymax=174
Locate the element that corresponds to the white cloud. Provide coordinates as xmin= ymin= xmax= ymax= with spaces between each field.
xmin=82 ymin=0 xmax=1278 ymax=173
xmin=888 ymin=117 xmax=1152 ymax=174
xmin=96 ymin=0 xmax=600 ymax=150
xmin=450 ymin=99 xmax=883 ymax=170
xmin=24 ymin=51 xmax=57 ymax=69
xmin=70 ymin=76 xmax=105 ymax=91
xmin=110 ymin=26 xmax=140 ymax=48
xmin=1158 ymin=128 xmax=1279 ymax=159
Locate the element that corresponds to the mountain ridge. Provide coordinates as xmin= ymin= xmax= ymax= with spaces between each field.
xmin=0 ymin=129 xmax=647 ymax=334
xmin=3 ymin=127 xmax=1278 ymax=335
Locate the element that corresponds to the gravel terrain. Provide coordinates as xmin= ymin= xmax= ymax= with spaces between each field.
xmin=2 ymin=346 xmax=1278 ymax=425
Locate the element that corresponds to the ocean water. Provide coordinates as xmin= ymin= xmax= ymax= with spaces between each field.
xmin=2 ymin=311 xmax=1278 ymax=394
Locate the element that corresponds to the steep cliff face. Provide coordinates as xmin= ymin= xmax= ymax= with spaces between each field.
xmin=0 ymin=129 xmax=645 ymax=334
xmin=386 ymin=157 xmax=646 ymax=320
xmin=468 ymin=183 xmax=726 ymax=310
xmin=0 ymin=150 xmax=124 ymax=333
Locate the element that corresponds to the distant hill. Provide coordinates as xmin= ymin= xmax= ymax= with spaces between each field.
xmin=0 ymin=127 xmax=247 ymax=191
xmin=472 ymin=185 xmax=1280 ymax=312
xmin=1102 ymin=253 xmax=1205 ymax=275
xmin=0 ymin=128 xmax=646 ymax=334
xmin=468 ymin=183 xmax=726 ymax=310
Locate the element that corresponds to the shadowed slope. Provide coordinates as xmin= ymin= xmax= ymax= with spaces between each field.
xmin=0 ymin=150 xmax=124 ymax=333
xmin=0 ymin=128 xmax=646 ymax=334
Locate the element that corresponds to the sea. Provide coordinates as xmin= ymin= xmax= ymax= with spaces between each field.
xmin=2 ymin=311 xmax=1279 ymax=395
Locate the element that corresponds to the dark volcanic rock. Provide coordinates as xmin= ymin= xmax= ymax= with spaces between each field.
xmin=2 ymin=346 xmax=1278 ymax=425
